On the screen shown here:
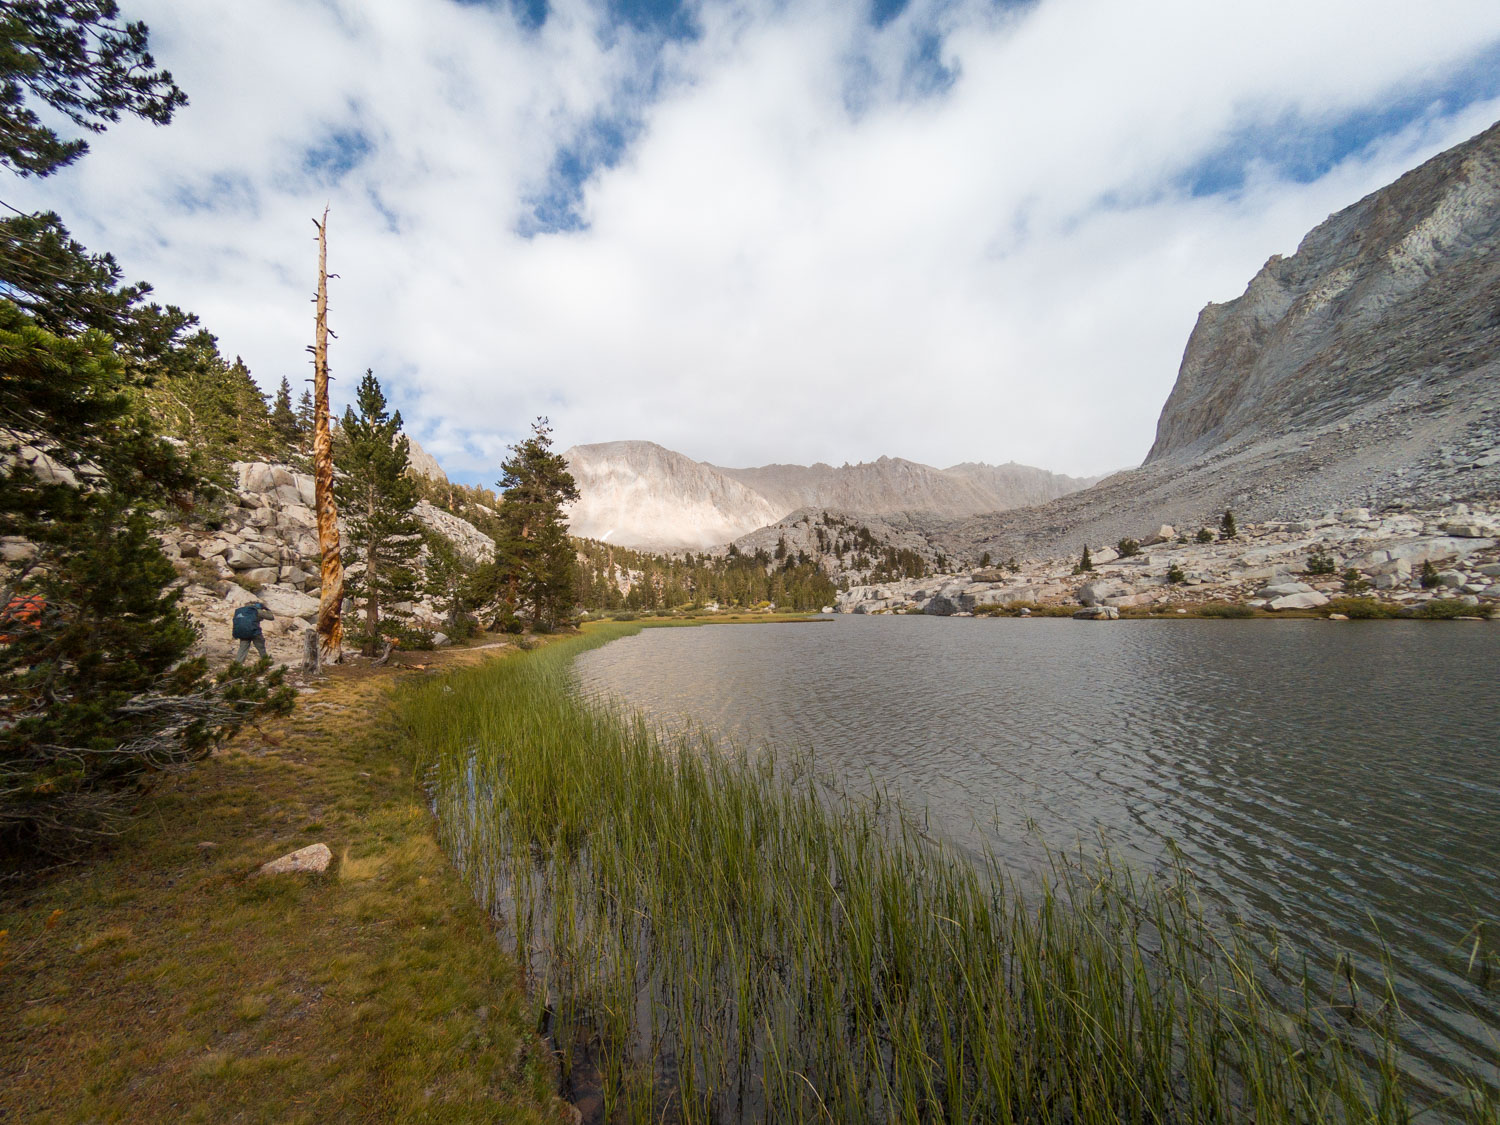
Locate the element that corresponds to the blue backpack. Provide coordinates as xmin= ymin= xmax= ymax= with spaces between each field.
xmin=232 ymin=604 xmax=262 ymax=640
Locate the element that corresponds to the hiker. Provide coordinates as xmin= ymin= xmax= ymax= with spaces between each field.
xmin=231 ymin=601 xmax=275 ymax=663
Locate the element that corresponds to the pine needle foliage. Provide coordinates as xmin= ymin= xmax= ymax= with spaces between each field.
xmin=334 ymin=370 xmax=423 ymax=655
xmin=0 ymin=0 xmax=187 ymax=178
xmin=269 ymin=375 xmax=299 ymax=445
xmin=0 ymin=303 xmax=291 ymax=866
xmin=490 ymin=418 xmax=579 ymax=630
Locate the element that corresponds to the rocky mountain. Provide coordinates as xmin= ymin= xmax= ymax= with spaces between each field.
xmin=563 ymin=441 xmax=1096 ymax=552
xmin=713 ymin=458 xmax=1096 ymax=521
xmin=942 ymin=462 xmax=1105 ymax=510
xmin=406 ymin=435 xmax=448 ymax=485
xmin=935 ymin=119 xmax=1500 ymax=564
xmin=563 ymin=441 xmax=784 ymax=552
xmin=725 ymin=508 xmax=947 ymax=578
xmin=1148 ymin=120 xmax=1500 ymax=464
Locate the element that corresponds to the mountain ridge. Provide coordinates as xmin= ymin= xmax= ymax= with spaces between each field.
xmin=563 ymin=441 xmax=1098 ymax=552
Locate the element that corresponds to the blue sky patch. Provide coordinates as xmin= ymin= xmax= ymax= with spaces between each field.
xmin=300 ymin=127 xmax=373 ymax=186
xmin=519 ymin=109 xmax=640 ymax=235
xmin=1179 ymin=41 xmax=1500 ymax=198
xmin=902 ymin=29 xmax=956 ymax=98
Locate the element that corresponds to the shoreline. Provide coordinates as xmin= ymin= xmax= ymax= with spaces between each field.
xmin=408 ymin=627 xmax=1500 ymax=1122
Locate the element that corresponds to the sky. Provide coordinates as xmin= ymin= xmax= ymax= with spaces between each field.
xmin=11 ymin=0 xmax=1500 ymax=484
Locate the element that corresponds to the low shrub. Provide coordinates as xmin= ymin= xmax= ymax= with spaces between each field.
xmin=1321 ymin=597 xmax=1397 ymax=619
xmin=974 ymin=601 xmax=1074 ymax=617
xmin=1303 ymin=550 xmax=1336 ymax=576
xmin=1406 ymin=599 xmax=1493 ymax=620
xmin=1166 ymin=563 xmax=1186 ymax=584
xmin=1117 ymin=538 xmax=1141 ymax=558
xmin=1197 ymin=602 xmax=1254 ymax=618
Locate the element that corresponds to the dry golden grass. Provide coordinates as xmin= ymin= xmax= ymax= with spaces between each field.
xmin=0 ymin=646 xmax=570 ymax=1125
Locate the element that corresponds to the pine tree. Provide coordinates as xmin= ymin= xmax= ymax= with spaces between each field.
xmin=0 ymin=0 xmax=187 ymax=178
xmin=295 ymin=388 xmax=315 ymax=436
xmin=334 ymin=370 xmax=423 ymax=655
xmin=495 ymin=418 xmax=580 ymax=629
xmin=1219 ymin=509 xmax=1237 ymax=539
xmin=0 ymin=303 xmax=291 ymax=861
xmin=269 ymin=376 xmax=299 ymax=447
xmin=423 ymin=531 xmax=477 ymax=640
xmin=1074 ymin=544 xmax=1094 ymax=574
xmin=144 ymin=338 xmax=276 ymax=476
xmin=0 ymin=6 xmax=291 ymax=865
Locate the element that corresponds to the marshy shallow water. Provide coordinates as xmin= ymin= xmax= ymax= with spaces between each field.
xmin=575 ymin=616 xmax=1500 ymax=1101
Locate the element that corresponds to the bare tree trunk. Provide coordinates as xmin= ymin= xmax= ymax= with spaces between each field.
xmin=310 ymin=208 xmax=344 ymax=663
xmin=302 ymin=627 xmax=320 ymax=675
xmin=364 ymin=484 xmax=379 ymax=656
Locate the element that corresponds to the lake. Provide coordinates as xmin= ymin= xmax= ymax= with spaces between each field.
xmin=575 ymin=615 xmax=1500 ymax=1100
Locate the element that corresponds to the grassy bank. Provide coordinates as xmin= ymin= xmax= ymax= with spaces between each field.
xmin=405 ymin=625 xmax=1499 ymax=1124
xmin=0 ymin=654 xmax=566 ymax=1124
xmin=973 ymin=597 xmax=1496 ymax=620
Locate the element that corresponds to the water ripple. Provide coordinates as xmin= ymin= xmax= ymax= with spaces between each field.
xmin=576 ymin=616 xmax=1500 ymax=1098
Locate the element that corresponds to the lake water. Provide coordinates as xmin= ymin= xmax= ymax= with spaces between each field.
xmin=575 ymin=615 xmax=1500 ymax=1101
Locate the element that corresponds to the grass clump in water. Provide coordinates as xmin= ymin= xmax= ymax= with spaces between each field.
xmin=402 ymin=625 xmax=1499 ymax=1123
xmin=1322 ymin=597 xmax=1400 ymax=619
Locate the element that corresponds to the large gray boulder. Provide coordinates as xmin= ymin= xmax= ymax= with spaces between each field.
xmin=277 ymin=503 xmax=316 ymax=529
xmin=255 ymin=585 xmax=321 ymax=621
xmin=225 ymin=542 xmax=278 ymax=570
xmin=1351 ymin=538 xmax=1495 ymax=569
xmin=1076 ymin=579 xmax=1129 ymax=607
xmin=1255 ymin=581 xmax=1315 ymax=598
xmin=235 ymin=462 xmax=277 ymax=494
xmin=973 ymin=585 xmax=1036 ymax=607
xmin=1073 ymin=605 xmax=1120 ymax=620
xmin=1268 ymin=591 xmax=1329 ymax=610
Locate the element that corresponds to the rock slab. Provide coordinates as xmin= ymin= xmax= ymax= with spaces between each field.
xmin=258 ymin=842 xmax=332 ymax=876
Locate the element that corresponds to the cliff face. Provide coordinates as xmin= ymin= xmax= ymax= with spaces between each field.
xmin=936 ymin=121 xmax=1500 ymax=562
xmin=1148 ymin=120 xmax=1500 ymax=463
xmin=564 ymin=442 xmax=1097 ymax=552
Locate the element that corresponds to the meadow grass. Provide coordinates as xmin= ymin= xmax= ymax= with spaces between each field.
xmin=403 ymin=624 xmax=1499 ymax=1124
xmin=0 ymin=658 xmax=563 ymax=1124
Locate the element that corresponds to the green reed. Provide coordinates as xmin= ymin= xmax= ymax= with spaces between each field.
xmin=400 ymin=625 xmax=1499 ymax=1124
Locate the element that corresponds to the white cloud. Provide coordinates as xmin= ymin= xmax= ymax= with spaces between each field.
xmin=11 ymin=0 xmax=1500 ymax=479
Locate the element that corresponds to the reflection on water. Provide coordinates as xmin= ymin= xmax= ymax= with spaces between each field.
xmin=576 ymin=616 xmax=1500 ymax=1098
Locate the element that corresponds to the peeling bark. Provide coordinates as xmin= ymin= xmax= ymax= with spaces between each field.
xmin=311 ymin=209 xmax=344 ymax=662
